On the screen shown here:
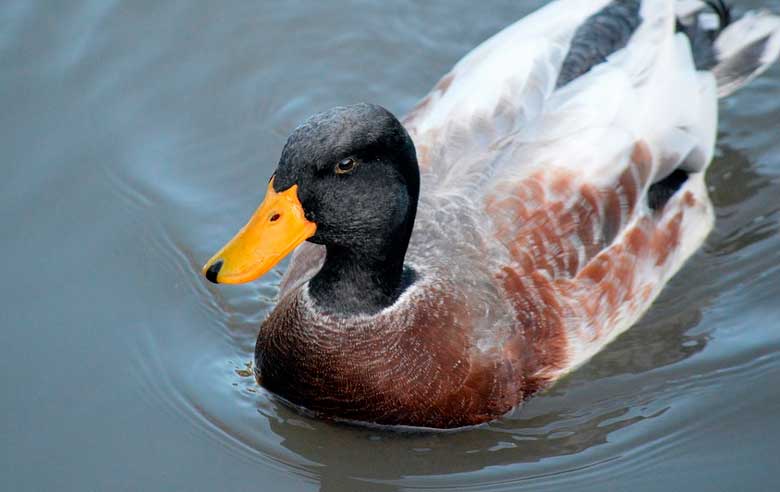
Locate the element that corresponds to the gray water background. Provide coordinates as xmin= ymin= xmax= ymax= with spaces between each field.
xmin=2 ymin=1 xmax=779 ymax=491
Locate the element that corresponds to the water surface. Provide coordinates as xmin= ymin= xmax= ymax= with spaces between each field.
xmin=2 ymin=1 xmax=779 ymax=491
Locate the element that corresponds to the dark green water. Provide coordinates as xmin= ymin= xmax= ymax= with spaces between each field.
xmin=2 ymin=1 xmax=779 ymax=491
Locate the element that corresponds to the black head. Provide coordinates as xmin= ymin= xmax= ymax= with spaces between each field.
xmin=267 ymin=103 xmax=420 ymax=314
xmin=273 ymin=103 xmax=420 ymax=252
xmin=202 ymin=103 xmax=420 ymax=312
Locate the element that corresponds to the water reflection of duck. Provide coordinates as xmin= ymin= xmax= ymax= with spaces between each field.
xmin=202 ymin=0 xmax=780 ymax=428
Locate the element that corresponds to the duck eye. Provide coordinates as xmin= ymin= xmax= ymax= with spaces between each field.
xmin=335 ymin=157 xmax=356 ymax=174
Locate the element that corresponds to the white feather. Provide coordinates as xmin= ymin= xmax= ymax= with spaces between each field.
xmin=404 ymin=0 xmax=729 ymax=371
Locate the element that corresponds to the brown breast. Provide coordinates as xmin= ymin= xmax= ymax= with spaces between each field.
xmin=255 ymin=278 xmax=554 ymax=428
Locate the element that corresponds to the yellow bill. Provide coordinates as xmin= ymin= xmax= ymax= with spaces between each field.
xmin=202 ymin=178 xmax=316 ymax=284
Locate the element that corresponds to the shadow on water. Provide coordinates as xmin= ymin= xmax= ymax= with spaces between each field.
xmin=706 ymin=145 xmax=780 ymax=257
xmin=268 ymin=406 xmax=656 ymax=492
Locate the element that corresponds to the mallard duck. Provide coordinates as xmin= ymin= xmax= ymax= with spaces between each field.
xmin=203 ymin=0 xmax=780 ymax=428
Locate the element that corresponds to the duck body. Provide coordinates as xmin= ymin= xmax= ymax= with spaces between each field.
xmin=204 ymin=0 xmax=780 ymax=428
xmin=257 ymin=142 xmax=689 ymax=428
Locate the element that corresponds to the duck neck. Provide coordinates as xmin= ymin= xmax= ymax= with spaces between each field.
xmin=308 ymin=220 xmax=416 ymax=316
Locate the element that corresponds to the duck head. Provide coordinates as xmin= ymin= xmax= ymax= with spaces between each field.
xmin=202 ymin=103 xmax=420 ymax=314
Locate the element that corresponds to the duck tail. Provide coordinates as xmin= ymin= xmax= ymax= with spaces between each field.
xmin=677 ymin=1 xmax=780 ymax=97
xmin=711 ymin=6 xmax=780 ymax=97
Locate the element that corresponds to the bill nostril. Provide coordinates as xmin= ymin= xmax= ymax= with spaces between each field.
xmin=270 ymin=213 xmax=281 ymax=222
xmin=205 ymin=259 xmax=223 ymax=283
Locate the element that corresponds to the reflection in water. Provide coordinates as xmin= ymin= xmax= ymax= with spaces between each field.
xmin=706 ymin=145 xmax=778 ymax=257
xmin=269 ymin=406 xmax=661 ymax=492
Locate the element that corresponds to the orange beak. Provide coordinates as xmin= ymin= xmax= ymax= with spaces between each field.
xmin=202 ymin=178 xmax=317 ymax=284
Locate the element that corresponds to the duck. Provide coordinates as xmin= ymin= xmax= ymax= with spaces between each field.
xmin=202 ymin=0 xmax=780 ymax=429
